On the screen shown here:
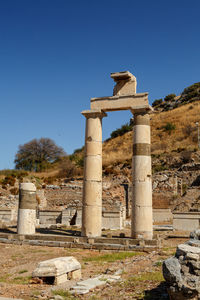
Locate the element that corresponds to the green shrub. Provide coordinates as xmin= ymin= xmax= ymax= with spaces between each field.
xmin=163 ymin=122 xmax=176 ymax=135
xmin=164 ymin=94 xmax=176 ymax=102
xmin=152 ymin=99 xmax=163 ymax=107
xmin=110 ymin=123 xmax=132 ymax=139
xmin=182 ymin=82 xmax=200 ymax=101
xmin=73 ymin=146 xmax=84 ymax=154
xmin=183 ymin=82 xmax=200 ymax=95
xmin=69 ymin=154 xmax=84 ymax=168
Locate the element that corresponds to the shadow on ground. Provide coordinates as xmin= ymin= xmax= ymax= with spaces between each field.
xmin=0 ymin=227 xmax=16 ymax=234
xmin=36 ymin=228 xmax=81 ymax=236
xmin=143 ymin=282 xmax=169 ymax=299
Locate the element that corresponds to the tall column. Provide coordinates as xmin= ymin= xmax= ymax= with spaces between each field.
xmin=17 ymin=182 xmax=37 ymax=235
xmin=131 ymin=113 xmax=153 ymax=240
xmin=81 ymin=110 xmax=107 ymax=237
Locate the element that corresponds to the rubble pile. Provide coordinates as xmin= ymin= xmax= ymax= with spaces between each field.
xmin=163 ymin=229 xmax=200 ymax=300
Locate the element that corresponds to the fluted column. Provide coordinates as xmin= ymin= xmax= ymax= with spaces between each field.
xmin=131 ymin=113 xmax=153 ymax=240
xmin=81 ymin=110 xmax=107 ymax=237
xmin=17 ymin=182 xmax=37 ymax=235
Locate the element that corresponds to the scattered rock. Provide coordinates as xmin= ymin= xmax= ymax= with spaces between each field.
xmin=163 ymin=229 xmax=200 ymax=299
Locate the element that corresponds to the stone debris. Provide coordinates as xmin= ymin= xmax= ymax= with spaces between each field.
xmin=70 ymin=274 xmax=121 ymax=295
xmin=32 ymin=257 xmax=81 ymax=285
xmin=163 ymin=229 xmax=200 ymax=299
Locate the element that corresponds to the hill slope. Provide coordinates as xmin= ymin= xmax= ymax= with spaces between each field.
xmin=103 ymin=100 xmax=200 ymax=166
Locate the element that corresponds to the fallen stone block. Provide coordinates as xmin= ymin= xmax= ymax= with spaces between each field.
xmin=71 ymin=274 xmax=121 ymax=295
xmin=32 ymin=256 xmax=81 ymax=285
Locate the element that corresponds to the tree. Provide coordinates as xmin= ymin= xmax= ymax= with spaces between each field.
xmin=164 ymin=94 xmax=176 ymax=102
xmin=152 ymin=99 xmax=163 ymax=107
xmin=14 ymin=138 xmax=66 ymax=172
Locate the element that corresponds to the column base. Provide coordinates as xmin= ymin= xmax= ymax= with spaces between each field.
xmin=131 ymin=231 xmax=153 ymax=240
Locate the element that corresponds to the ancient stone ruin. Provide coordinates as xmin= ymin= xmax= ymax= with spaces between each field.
xmin=32 ymin=256 xmax=81 ymax=285
xmin=17 ymin=182 xmax=37 ymax=235
xmin=81 ymin=71 xmax=153 ymax=239
xmin=163 ymin=229 xmax=200 ymax=299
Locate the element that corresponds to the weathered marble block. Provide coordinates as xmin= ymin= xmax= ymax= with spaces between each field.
xmin=32 ymin=256 xmax=81 ymax=285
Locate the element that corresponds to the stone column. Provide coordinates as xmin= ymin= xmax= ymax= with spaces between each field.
xmin=132 ymin=113 xmax=153 ymax=240
xmin=17 ymin=182 xmax=37 ymax=235
xmin=81 ymin=110 xmax=107 ymax=237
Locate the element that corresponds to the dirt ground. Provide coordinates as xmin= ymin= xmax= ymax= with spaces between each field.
xmin=0 ymin=231 xmax=188 ymax=300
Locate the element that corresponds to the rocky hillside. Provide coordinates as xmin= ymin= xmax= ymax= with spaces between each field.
xmin=103 ymin=100 xmax=200 ymax=167
xmin=152 ymin=82 xmax=200 ymax=112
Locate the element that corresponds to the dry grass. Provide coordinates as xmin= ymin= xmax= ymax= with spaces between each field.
xmin=103 ymin=101 xmax=200 ymax=166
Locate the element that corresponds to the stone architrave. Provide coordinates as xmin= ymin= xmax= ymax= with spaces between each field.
xmin=82 ymin=71 xmax=153 ymax=239
xmin=131 ymin=113 xmax=153 ymax=240
xmin=81 ymin=110 xmax=107 ymax=237
xmin=17 ymin=182 xmax=37 ymax=235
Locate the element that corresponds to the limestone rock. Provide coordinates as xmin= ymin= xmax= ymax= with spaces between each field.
xmin=190 ymin=229 xmax=200 ymax=240
xmin=162 ymin=257 xmax=182 ymax=283
xmin=163 ymin=230 xmax=200 ymax=299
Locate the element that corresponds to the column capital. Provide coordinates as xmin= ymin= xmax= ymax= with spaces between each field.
xmin=130 ymin=104 xmax=153 ymax=116
xmin=81 ymin=109 xmax=107 ymax=119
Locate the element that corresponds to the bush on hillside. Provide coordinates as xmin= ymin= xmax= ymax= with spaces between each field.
xmin=181 ymin=82 xmax=200 ymax=102
xmin=73 ymin=146 xmax=84 ymax=154
xmin=152 ymin=99 xmax=163 ymax=107
xmin=164 ymin=94 xmax=176 ymax=102
xmin=163 ymin=122 xmax=176 ymax=135
xmin=183 ymin=82 xmax=200 ymax=95
xmin=69 ymin=154 xmax=84 ymax=168
xmin=110 ymin=123 xmax=132 ymax=139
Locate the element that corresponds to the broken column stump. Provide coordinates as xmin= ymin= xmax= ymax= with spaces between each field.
xmin=32 ymin=256 xmax=81 ymax=285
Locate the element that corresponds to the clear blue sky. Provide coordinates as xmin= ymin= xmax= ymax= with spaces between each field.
xmin=0 ymin=0 xmax=200 ymax=169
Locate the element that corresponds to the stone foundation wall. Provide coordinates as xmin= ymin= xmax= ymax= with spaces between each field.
xmin=0 ymin=209 xmax=15 ymax=223
xmin=0 ymin=205 xmax=126 ymax=230
xmin=173 ymin=212 xmax=200 ymax=231
xmin=153 ymin=208 xmax=173 ymax=223
xmin=39 ymin=210 xmax=62 ymax=224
